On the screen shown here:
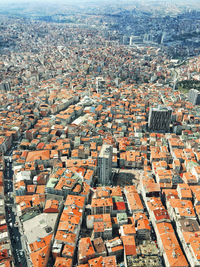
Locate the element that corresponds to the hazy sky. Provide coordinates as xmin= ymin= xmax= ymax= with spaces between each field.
xmin=0 ymin=0 xmax=94 ymax=2
xmin=0 ymin=0 xmax=199 ymax=7
xmin=0 ymin=0 xmax=197 ymax=2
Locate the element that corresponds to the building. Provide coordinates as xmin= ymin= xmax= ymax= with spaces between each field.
xmin=96 ymin=77 xmax=105 ymax=93
xmin=129 ymin=35 xmax=143 ymax=46
xmin=0 ymin=82 xmax=11 ymax=93
xmin=148 ymin=106 xmax=172 ymax=133
xmin=188 ymin=89 xmax=200 ymax=105
xmin=91 ymin=198 xmax=113 ymax=215
xmin=78 ymin=237 xmax=96 ymax=264
xmin=122 ymin=36 xmax=130 ymax=45
xmin=93 ymin=237 xmax=107 ymax=257
xmin=98 ymin=144 xmax=113 ymax=186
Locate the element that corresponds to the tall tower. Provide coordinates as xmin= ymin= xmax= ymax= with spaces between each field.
xmin=98 ymin=144 xmax=113 ymax=186
xmin=96 ymin=77 xmax=105 ymax=93
xmin=188 ymin=89 xmax=200 ymax=105
xmin=148 ymin=106 xmax=172 ymax=133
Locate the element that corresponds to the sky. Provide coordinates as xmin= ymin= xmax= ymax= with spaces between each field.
xmin=0 ymin=0 xmax=199 ymax=8
xmin=0 ymin=0 xmax=90 ymax=2
xmin=0 ymin=0 xmax=198 ymax=2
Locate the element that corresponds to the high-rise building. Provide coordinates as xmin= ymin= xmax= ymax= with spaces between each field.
xmin=0 ymin=82 xmax=11 ymax=93
xmin=188 ymin=89 xmax=200 ymax=105
xmin=96 ymin=77 xmax=105 ymax=93
xmin=98 ymin=144 xmax=113 ymax=186
xmin=148 ymin=106 xmax=172 ymax=133
xmin=122 ymin=35 xmax=130 ymax=45
xmin=129 ymin=35 xmax=143 ymax=46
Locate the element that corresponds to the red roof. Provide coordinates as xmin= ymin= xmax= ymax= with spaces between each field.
xmin=153 ymin=208 xmax=170 ymax=221
xmin=0 ymin=225 xmax=7 ymax=231
xmin=114 ymin=202 xmax=126 ymax=211
xmin=0 ymin=249 xmax=9 ymax=261
xmin=37 ymin=143 xmax=45 ymax=150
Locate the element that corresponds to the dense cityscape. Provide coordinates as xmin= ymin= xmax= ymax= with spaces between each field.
xmin=0 ymin=0 xmax=200 ymax=266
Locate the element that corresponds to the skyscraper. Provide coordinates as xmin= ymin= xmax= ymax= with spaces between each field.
xmin=148 ymin=106 xmax=172 ymax=133
xmin=98 ymin=144 xmax=113 ymax=186
xmin=96 ymin=77 xmax=105 ymax=93
xmin=188 ymin=89 xmax=200 ymax=105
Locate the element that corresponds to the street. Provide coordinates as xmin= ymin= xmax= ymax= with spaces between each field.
xmin=4 ymin=159 xmax=28 ymax=267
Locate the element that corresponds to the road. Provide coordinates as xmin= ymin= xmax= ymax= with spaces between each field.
xmin=4 ymin=159 xmax=28 ymax=267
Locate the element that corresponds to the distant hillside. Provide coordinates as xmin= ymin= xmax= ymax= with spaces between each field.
xmin=177 ymin=80 xmax=200 ymax=93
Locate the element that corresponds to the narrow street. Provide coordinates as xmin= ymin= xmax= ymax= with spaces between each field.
xmin=4 ymin=157 xmax=28 ymax=267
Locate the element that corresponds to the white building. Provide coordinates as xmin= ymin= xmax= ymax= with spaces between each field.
xmin=98 ymin=144 xmax=113 ymax=186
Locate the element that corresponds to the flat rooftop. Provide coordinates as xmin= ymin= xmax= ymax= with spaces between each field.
xmin=23 ymin=213 xmax=58 ymax=244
